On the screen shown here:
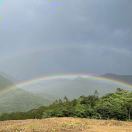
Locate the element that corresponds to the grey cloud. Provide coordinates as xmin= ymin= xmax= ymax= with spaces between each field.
xmin=0 ymin=0 xmax=131 ymax=80
xmin=0 ymin=46 xmax=132 ymax=80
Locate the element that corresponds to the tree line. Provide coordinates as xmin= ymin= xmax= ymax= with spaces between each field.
xmin=0 ymin=88 xmax=132 ymax=121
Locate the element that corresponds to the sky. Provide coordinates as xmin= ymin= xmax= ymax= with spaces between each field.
xmin=0 ymin=0 xmax=132 ymax=81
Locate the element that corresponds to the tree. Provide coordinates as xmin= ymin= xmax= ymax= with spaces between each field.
xmin=94 ymin=90 xmax=99 ymax=97
xmin=64 ymin=96 xmax=69 ymax=103
xmin=124 ymin=98 xmax=132 ymax=120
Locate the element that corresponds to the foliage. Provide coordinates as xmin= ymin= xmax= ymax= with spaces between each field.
xmin=0 ymin=89 xmax=132 ymax=121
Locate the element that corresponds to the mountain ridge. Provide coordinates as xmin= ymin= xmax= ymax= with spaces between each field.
xmin=101 ymin=73 xmax=132 ymax=85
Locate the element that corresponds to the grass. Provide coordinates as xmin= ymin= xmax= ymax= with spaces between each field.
xmin=0 ymin=117 xmax=132 ymax=132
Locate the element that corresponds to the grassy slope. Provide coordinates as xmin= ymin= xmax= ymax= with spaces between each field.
xmin=0 ymin=73 xmax=53 ymax=113
xmin=0 ymin=74 xmax=15 ymax=92
xmin=0 ymin=89 xmax=51 ymax=113
xmin=0 ymin=118 xmax=131 ymax=132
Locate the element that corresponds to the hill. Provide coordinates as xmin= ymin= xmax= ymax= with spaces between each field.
xmin=21 ymin=76 xmax=132 ymax=100
xmin=0 ymin=89 xmax=51 ymax=113
xmin=0 ymin=73 xmax=54 ymax=113
xmin=0 ymin=74 xmax=15 ymax=92
xmin=101 ymin=73 xmax=132 ymax=85
xmin=0 ymin=118 xmax=131 ymax=132
xmin=0 ymin=73 xmax=132 ymax=115
xmin=0 ymin=89 xmax=131 ymax=121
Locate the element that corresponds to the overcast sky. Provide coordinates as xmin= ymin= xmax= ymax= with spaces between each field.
xmin=0 ymin=0 xmax=132 ymax=81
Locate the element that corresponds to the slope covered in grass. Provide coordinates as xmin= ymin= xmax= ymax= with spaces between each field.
xmin=0 ymin=74 xmax=15 ymax=92
xmin=0 ymin=89 xmax=51 ymax=113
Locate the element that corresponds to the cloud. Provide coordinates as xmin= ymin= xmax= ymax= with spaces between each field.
xmin=0 ymin=0 xmax=131 ymax=80
xmin=1 ymin=0 xmax=131 ymax=47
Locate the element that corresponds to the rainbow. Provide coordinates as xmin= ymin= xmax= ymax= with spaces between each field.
xmin=1 ymin=73 xmax=131 ymax=95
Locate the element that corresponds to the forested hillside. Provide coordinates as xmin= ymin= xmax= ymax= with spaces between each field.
xmin=0 ymin=88 xmax=132 ymax=121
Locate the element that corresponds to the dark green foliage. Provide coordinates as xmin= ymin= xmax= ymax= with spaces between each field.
xmin=0 ymin=89 xmax=132 ymax=121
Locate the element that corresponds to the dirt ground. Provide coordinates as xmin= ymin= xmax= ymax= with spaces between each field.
xmin=0 ymin=117 xmax=132 ymax=132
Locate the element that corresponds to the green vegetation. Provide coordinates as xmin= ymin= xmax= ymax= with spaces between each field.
xmin=0 ymin=74 xmax=15 ymax=92
xmin=0 ymin=88 xmax=132 ymax=121
xmin=0 ymin=89 xmax=52 ymax=113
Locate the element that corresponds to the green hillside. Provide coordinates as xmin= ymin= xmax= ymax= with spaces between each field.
xmin=0 ymin=88 xmax=132 ymax=121
xmin=0 ymin=74 xmax=14 ymax=92
xmin=0 ymin=89 xmax=51 ymax=114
